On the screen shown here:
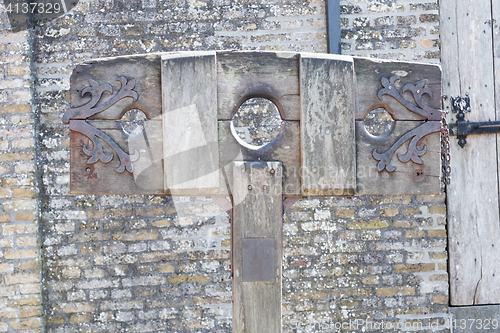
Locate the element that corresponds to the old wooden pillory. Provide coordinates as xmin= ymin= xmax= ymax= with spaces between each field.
xmin=62 ymin=51 xmax=444 ymax=332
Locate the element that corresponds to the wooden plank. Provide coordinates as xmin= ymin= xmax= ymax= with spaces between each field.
xmin=70 ymin=54 xmax=162 ymax=120
xmin=217 ymin=51 xmax=300 ymax=121
xmin=232 ymin=161 xmax=282 ymax=333
xmin=353 ymin=58 xmax=442 ymax=121
xmin=162 ymin=52 xmax=219 ymax=195
xmin=355 ymin=121 xmax=441 ymax=195
xmin=442 ymin=0 xmax=500 ymax=305
xmin=218 ymin=120 xmax=300 ymax=196
xmin=300 ymin=54 xmax=356 ymax=196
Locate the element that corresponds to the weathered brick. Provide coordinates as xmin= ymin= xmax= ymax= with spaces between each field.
xmin=0 ymin=104 xmax=30 ymax=114
xmin=157 ymin=264 xmax=175 ymax=273
xmin=420 ymin=14 xmax=439 ymax=23
xmin=4 ymin=249 xmax=38 ymax=259
xmin=0 ymin=153 xmax=34 ymax=162
xmin=112 ymin=230 xmax=159 ymax=242
xmin=100 ymin=300 xmax=143 ymax=311
xmin=15 ymin=212 xmax=34 ymax=221
xmin=70 ymin=314 xmax=90 ymax=323
xmin=429 ymin=205 xmax=446 ymax=215
xmin=406 ymin=230 xmax=425 ymax=239
xmin=21 ymin=306 xmax=41 ymax=318
xmin=348 ymin=219 xmax=390 ymax=230
xmin=428 ymin=229 xmax=447 ymax=238
xmin=168 ymin=274 xmax=211 ymax=284
xmin=376 ymin=286 xmax=415 ymax=296
xmin=395 ymin=263 xmax=435 ymax=273
xmin=335 ymin=208 xmax=355 ymax=219
xmin=53 ymin=302 xmax=95 ymax=313
xmin=9 ymin=318 xmax=42 ymax=330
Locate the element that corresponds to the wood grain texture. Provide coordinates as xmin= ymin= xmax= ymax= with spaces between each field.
xmin=70 ymin=125 xmax=164 ymax=194
xmin=355 ymin=121 xmax=440 ymax=195
xmin=300 ymin=54 xmax=356 ymax=196
xmin=162 ymin=52 xmax=219 ymax=195
xmin=218 ymin=120 xmax=300 ymax=196
xmin=232 ymin=161 xmax=282 ymax=333
xmin=217 ymin=51 xmax=300 ymax=121
xmin=353 ymin=57 xmax=441 ymax=121
xmin=442 ymin=0 xmax=500 ymax=305
xmin=69 ymin=54 xmax=164 ymax=194
xmin=70 ymin=54 xmax=162 ymax=120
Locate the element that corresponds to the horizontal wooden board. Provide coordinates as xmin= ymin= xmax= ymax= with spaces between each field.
xmin=300 ymin=54 xmax=356 ymax=196
xmin=217 ymin=51 xmax=300 ymax=121
xmin=162 ymin=52 xmax=219 ymax=195
xmin=354 ymin=57 xmax=442 ymax=121
xmin=356 ymin=120 xmax=441 ymax=195
xmin=218 ymin=120 xmax=301 ymax=196
xmin=70 ymin=54 xmax=162 ymax=121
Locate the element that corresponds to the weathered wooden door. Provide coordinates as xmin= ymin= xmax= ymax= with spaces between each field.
xmin=441 ymin=0 xmax=500 ymax=305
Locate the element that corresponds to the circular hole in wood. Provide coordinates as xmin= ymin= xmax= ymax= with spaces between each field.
xmin=120 ymin=109 xmax=148 ymax=135
xmin=363 ymin=107 xmax=395 ymax=137
xmin=231 ymin=97 xmax=283 ymax=149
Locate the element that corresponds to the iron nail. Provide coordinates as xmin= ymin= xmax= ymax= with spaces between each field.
xmin=263 ymin=185 xmax=268 ymax=190
xmin=312 ymin=167 xmax=318 ymax=173
xmin=248 ymin=185 xmax=252 ymax=190
xmin=325 ymin=129 xmax=331 ymax=135
xmin=270 ymin=169 xmax=275 ymax=175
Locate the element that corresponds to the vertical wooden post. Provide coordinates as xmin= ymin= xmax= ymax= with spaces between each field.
xmin=232 ymin=161 xmax=283 ymax=333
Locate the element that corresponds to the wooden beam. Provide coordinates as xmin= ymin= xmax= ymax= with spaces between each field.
xmin=300 ymin=54 xmax=356 ymax=196
xmin=162 ymin=52 xmax=220 ymax=195
xmin=232 ymin=161 xmax=282 ymax=333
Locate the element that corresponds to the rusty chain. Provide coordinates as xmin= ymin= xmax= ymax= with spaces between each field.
xmin=441 ymin=109 xmax=451 ymax=185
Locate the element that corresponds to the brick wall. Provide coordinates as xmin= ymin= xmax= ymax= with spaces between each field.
xmin=0 ymin=28 xmax=43 ymax=332
xmin=0 ymin=0 xmax=448 ymax=332
xmin=340 ymin=0 xmax=440 ymax=62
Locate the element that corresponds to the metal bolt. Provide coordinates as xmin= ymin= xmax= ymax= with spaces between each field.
xmin=186 ymin=125 xmax=192 ymax=131
xmin=263 ymin=185 xmax=268 ymax=190
xmin=270 ymin=169 xmax=275 ymax=175
xmin=466 ymin=92 xmax=470 ymax=96
xmin=388 ymin=86 xmax=392 ymax=90
xmin=416 ymin=90 xmax=420 ymax=93
xmin=248 ymin=185 xmax=252 ymax=190
xmin=325 ymin=129 xmax=331 ymax=135
xmin=467 ymin=107 xmax=471 ymax=112
xmin=442 ymin=95 xmax=448 ymax=99
xmin=85 ymin=167 xmax=91 ymax=173
xmin=312 ymin=167 xmax=318 ymax=173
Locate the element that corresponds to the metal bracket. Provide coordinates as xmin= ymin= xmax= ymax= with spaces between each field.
xmin=448 ymin=95 xmax=500 ymax=148
xmin=371 ymin=75 xmax=442 ymax=172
